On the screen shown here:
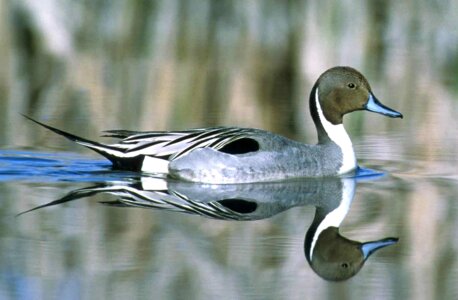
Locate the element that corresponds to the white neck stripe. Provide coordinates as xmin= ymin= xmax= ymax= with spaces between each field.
xmin=309 ymin=178 xmax=356 ymax=259
xmin=314 ymin=89 xmax=356 ymax=174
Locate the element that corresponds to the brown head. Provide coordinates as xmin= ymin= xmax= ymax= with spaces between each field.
xmin=310 ymin=66 xmax=403 ymax=126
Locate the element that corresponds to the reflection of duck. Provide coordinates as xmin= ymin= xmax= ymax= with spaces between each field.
xmin=24 ymin=67 xmax=402 ymax=183
xmin=20 ymin=174 xmax=398 ymax=281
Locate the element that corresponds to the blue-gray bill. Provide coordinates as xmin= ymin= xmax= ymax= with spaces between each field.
xmin=361 ymin=237 xmax=399 ymax=260
xmin=364 ymin=94 xmax=403 ymax=118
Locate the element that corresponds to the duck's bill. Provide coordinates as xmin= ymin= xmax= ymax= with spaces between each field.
xmin=361 ymin=237 xmax=399 ymax=260
xmin=364 ymin=94 xmax=403 ymax=118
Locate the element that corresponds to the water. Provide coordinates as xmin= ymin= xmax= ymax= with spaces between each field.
xmin=1 ymin=142 xmax=457 ymax=299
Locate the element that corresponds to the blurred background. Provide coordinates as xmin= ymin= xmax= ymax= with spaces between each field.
xmin=0 ymin=0 xmax=456 ymax=149
xmin=1 ymin=1 xmax=458 ymax=299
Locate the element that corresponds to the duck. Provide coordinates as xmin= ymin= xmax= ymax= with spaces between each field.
xmin=18 ymin=174 xmax=398 ymax=281
xmin=24 ymin=66 xmax=402 ymax=183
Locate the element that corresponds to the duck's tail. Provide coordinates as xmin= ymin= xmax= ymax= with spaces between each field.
xmin=16 ymin=185 xmax=105 ymax=216
xmin=22 ymin=114 xmax=129 ymax=167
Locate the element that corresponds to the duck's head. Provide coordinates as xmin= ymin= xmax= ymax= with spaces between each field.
xmin=305 ymin=227 xmax=398 ymax=281
xmin=310 ymin=66 xmax=403 ymax=126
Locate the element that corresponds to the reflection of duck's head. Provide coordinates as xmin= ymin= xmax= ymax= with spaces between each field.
xmin=305 ymin=226 xmax=398 ymax=281
xmin=304 ymin=178 xmax=398 ymax=281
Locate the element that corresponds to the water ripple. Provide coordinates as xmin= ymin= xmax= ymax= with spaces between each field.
xmin=0 ymin=149 xmax=138 ymax=182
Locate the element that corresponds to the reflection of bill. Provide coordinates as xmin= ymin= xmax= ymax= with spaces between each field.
xmin=19 ymin=175 xmax=398 ymax=281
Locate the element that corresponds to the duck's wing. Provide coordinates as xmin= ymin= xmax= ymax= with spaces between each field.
xmin=108 ymin=127 xmax=258 ymax=160
xmin=101 ymin=185 xmax=249 ymax=220
xmin=18 ymin=182 xmax=249 ymax=220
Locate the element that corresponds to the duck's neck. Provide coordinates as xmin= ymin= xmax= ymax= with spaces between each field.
xmin=309 ymin=85 xmax=356 ymax=174
xmin=305 ymin=178 xmax=356 ymax=261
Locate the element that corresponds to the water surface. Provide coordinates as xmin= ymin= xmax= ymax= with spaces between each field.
xmin=1 ymin=143 xmax=457 ymax=300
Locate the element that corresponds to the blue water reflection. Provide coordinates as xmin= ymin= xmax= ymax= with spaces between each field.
xmin=0 ymin=150 xmax=131 ymax=182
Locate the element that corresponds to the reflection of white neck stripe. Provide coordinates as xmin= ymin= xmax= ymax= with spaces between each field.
xmin=309 ymin=178 xmax=356 ymax=259
xmin=314 ymin=89 xmax=356 ymax=174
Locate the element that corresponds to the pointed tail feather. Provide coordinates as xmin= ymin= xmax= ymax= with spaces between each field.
xmin=22 ymin=114 xmax=125 ymax=164
xmin=16 ymin=185 xmax=106 ymax=216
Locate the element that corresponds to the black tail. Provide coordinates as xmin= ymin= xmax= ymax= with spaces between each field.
xmin=22 ymin=114 xmax=125 ymax=164
xmin=16 ymin=184 xmax=114 ymax=216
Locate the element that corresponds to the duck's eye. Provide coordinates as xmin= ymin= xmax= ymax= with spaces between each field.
xmin=341 ymin=263 xmax=349 ymax=269
xmin=347 ymin=83 xmax=356 ymax=89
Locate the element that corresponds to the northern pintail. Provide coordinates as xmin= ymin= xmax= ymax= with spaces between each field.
xmin=19 ymin=175 xmax=398 ymax=281
xmin=25 ymin=66 xmax=402 ymax=183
